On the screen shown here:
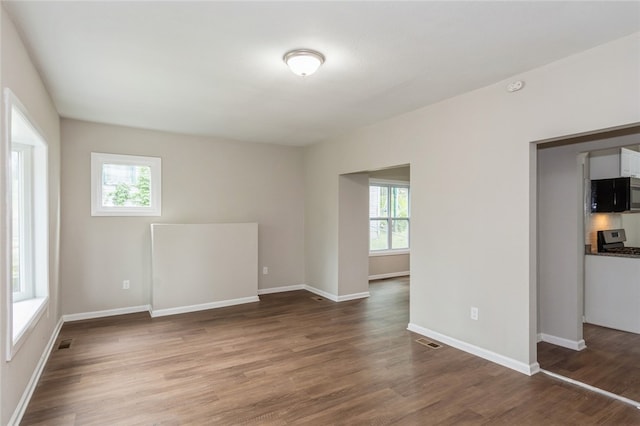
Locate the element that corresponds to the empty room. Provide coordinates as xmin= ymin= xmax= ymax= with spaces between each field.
xmin=1 ymin=1 xmax=640 ymax=425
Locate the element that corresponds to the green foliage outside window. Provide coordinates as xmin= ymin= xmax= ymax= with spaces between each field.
xmin=107 ymin=166 xmax=151 ymax=207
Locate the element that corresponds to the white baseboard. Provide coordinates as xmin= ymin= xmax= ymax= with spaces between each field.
xmin=407 ymin=323 xmax=540 ymax=376
xmin=9 ymin=316 xmax=64 ymax=426
xmin=260 ymin=284 xmax=368 ymax=303
xmin=539 ymin=333 xmax=587 ymax=351
xmin=303 ymin=286 xmax=368 ymax=302
xmin=368 ymin=271 xmax=410 ymax=280
xmin=305 ymin=286 xmax=370 ymax=302
xmin=304 ymin=285 xmax=339 ymax=302
xmin=336 ymin=292 xmax=370 ymax=302
xmin=150 ymin=296 xmax=260 ymax=318
xmin=258 ymin=284 xmax=305 ymax=295
xmin=63 ymin=305 xmax=151 ymax=322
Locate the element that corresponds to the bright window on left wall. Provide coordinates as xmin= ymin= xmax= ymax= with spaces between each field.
xmin=91 ymin=152 xmax=162 ymax=216
xmin=5 ymin=89 xmax=49 ymax=360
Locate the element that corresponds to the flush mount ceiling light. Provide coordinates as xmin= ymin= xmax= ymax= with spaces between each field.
xmin=283 ymin=49 xmax=325 ymax=77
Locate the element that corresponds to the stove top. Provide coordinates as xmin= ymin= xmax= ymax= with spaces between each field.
xmin=602 ymin=246 xmax=640 ymax=256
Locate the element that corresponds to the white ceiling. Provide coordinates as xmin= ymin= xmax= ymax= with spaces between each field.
xmin=4 ymin=1 xmax=639 ymax=146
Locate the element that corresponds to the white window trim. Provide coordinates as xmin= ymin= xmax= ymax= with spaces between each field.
xmin=91 ymin=152 xmax=162 ymax=216
xmin=369 ymin=249 xmax=410 ymax=257
xmin=369 ymin=179 xmax=410 ymax=254
xmin=4 ymin=88 xmax=50 ymax=361
xmin=11 ymin=297 xmax=48 ymax=358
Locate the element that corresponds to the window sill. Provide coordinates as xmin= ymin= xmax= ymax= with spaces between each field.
xmin=369 ymin=250 xmax=410 ymax=257
xmin=10 ymin=297 xmax=48 ymax=361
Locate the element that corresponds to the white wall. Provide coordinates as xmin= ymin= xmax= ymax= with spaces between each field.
xmin=304 ymin=33 xmax=640 ymax=371
xmin=60 ymin=119 xmax=305 ymax=315
xmin=1 ymin=8 xmax=61 ymax=425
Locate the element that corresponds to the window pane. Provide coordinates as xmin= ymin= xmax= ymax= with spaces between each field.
xmin=370 ymin=219 xmax=389 ymax=250
xmin=369 ymin=185 xmax=388 ymax=218
xmin=11 ymin=151 xmax=23 ymax=294
xmin=391 ymin=187 xmax=409 ymax=218
xmin=102 ymin=164 xmax=152 ymax=207
xmin=391 ymin=219 xmax=409 ymax=249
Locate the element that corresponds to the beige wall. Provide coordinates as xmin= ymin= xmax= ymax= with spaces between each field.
xmin=304 ymin=33 xmax=640 ymax=371
xmin=60 ymin=119 xmax=305 ymax=315
xmin=150 ymin=223 xmax=258 ymax=314
xmin=1 ymin=9 xmax=62 ymax=425
xmin=369 ymin=254 xmax=410 ymax=278
xmin=337 ymin=173 xmax=369 ymax=297
xmin=369 ymin=165 xmax=410 ymax=181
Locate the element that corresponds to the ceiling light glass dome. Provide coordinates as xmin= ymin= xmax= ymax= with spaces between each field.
xmin=283 ymin=49 xmax=325 ymax=77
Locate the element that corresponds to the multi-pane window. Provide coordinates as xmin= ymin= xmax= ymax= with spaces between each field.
xmin=6 ymin=90 xmax=50 ymax=357
xmin=91 ymin=153 xmax=161 ymax=216
xmin=369 ymin=182 xmax=410 ymax=251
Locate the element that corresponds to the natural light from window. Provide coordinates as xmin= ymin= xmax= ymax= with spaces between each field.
xmin=91 ymin=153 xmax=161 ymax=216
xmin=369 ymin=182 xmax=410 ymax=252
xmin=6 ymin=89 xmax=49 ymax=360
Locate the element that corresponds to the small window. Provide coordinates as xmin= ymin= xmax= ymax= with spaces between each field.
xmin=5 ymin=89 xmax=49 ymax=360
xmin=91 ymin=152 xmax=162 ymax=216
xmin=369 ymin=181 xmax=410 ymax=252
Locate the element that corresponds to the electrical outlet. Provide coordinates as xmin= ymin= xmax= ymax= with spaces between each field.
xmin=262 ymin=267 xmax=268 ymax=275
xmin=470 ymin=307 xmax=479 ymax=321
xmin=122 ymin=280 xmax=130 ymax=290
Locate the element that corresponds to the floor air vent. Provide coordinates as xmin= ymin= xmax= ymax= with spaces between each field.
xmin=416 ymin=338 xmax=442 ymax=349
xmin=311 ymin=296 xmax=324 ymax=302
xmin=58 ymin=339 xmax=73 ymax=350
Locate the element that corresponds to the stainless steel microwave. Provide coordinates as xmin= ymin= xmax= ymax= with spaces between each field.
xmin=591 ymin=177 xmax=640 ymax=213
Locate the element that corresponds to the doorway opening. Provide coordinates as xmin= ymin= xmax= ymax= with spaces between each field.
xmin=368 ymin=165 xmax=411 ymax=282
xmin=337 ymin=164 xmax=410 ymax=307
xmin=536 ymin=124 xmax=640 ymax=406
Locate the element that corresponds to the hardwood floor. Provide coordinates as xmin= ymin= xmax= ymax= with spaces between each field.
xmin=22 ymin=278 xmax=640 ymax=425
xmin=538 ymin=323 xmax=640 ymax=403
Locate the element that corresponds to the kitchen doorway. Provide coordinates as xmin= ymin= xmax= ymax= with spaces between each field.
xmin=536 ymin=125 xmax=640 ymax=405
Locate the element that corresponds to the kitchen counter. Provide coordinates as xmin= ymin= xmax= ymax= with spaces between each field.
xmin=586 ymin=252 xmax=640 ymax=259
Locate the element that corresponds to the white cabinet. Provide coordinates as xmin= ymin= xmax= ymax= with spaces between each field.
xmin=621 ymin=147 xmax=640 ymax=178
xmin=590 ymin=147 xmax=640 ymax=180
xmin=585 ymin=254 xmax=640 ymax=334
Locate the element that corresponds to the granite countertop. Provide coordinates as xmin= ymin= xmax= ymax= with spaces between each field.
xmin=586 ymin=252 xmax=640 ymax=259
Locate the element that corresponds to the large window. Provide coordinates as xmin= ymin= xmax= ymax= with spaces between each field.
xmin=91 ymin=152 xmax=162 ymax=216
xmin=369 ymin=182 xmax=410 ymax=252
xmin=12 ymin=144 xmax=34 ymax=302
xmin=5 ymin=89 xmax=49 ymax=360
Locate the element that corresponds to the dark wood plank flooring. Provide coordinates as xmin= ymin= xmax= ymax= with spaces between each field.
xmin=22 ymin=278 xmax=640 ymax=425
xmin=538 ymin=323 xmax=640 ymax=403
